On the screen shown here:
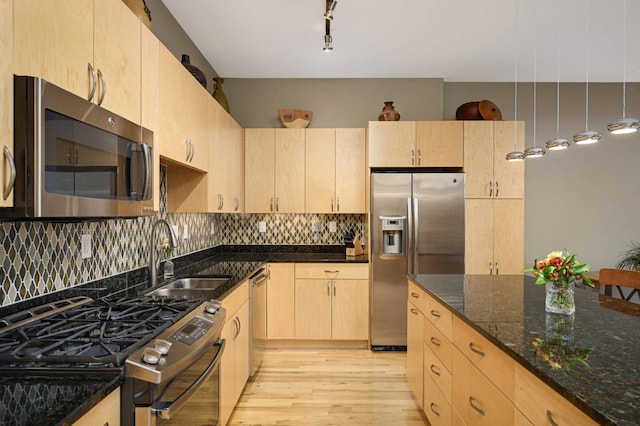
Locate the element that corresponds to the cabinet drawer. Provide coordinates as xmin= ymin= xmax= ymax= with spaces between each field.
xmin=294 ymin=263 xmax=368 ymax=280
xmin=514 ymin=363 xmax=597 ymax=426
xmin=424 ymin=294 xmax=452 ymax=340
xmin=424 ymin=318 xmax=452 ymax=373
xmin=452 ymin=348 xmax=514 ymax=426
xmin=424 ymin=342 xmax=452 ymax=402
xmin=73 ymin=387 xmax=120 ymax=426
xmin=408 ymin=280 xmax=427 ymax=314
xmin=222 ymin=280 xmax=249 ymax=317
xmin=424 ymin=370 xmax=453 ymax=426
xmin=452 ymin=315 xmax=514 ymax=401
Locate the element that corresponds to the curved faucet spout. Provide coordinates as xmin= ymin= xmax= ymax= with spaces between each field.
xmin=150 ymin=219 xmax=179 ymax=287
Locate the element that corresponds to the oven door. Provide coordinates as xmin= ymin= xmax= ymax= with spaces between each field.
xmin=135 ymin=339 xmax=225 ymax=426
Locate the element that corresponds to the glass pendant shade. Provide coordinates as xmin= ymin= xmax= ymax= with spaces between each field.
xmin=545 ymin=137 xmax=571 ymax=150
xmin=524 ymin=146 xmax=546 ymax=158
xmin=506 ymin=151 xmax=525 ymax=161
xmin=572 ymin=130 xmax=602 ymax=145
xmin=607 ymin=118 xmax=640 ymax=134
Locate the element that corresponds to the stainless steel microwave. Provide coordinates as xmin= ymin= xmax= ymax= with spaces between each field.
xmin=1 ymin=76 xmax=154 ymax=219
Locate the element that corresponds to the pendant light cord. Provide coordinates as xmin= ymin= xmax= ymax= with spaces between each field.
xmin=513 ymin=0 xmax=519 ymax=148
xmin=622 ymin=0 xmax=627 ymax=118
xmin=555 ymin=0 xmax=560 ymax=137
xmin=585 ymin=0 xmax=590 ymax=131
xmin=533 ymin=0 xmax=537 ymax=147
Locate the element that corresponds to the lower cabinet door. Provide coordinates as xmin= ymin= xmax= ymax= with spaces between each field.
xmin=452 ymin=348 xmax=514 ymax=426
xmin=294 ymin=279 xmax=331 ymax=339
xmin=331 ymin=279 xmax=368 ymax=340
xmin=219 ymin=318 xmax=237 ymax=426
xmin=424 ymin=369 xmax=452 ymax=426
xmin=406 ymin=302 xmax=424 ymax=407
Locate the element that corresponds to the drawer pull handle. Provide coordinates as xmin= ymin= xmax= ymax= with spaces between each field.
xmin=411 ymin=292 xmax=420 ymax=299
xmin=430 ymin=337 xmax=441 ymax=347
xmin=430 ymin=402 xmax=440 ymax=416
xmin=410 ymin=308 xmax=419 ymax=315
xmin=430 ymin=364 xmax=441 ymax=376
xmin=324 ymin=270 xmax=340 ymax=273
xmin=430 ymin=309 xmax=441 ymax=318
xmin=469 ymin=396 xmax=485 ymax=415
xmin=546 ymin=410 xmax=559 ymax=426
xmin=469 ymin=342 xmax=486 ymax=357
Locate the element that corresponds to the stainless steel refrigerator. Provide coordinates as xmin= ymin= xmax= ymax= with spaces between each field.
xmin=370 ymin=171 xmax=465 ymax=350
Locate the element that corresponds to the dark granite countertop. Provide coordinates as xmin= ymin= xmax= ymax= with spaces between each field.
xmin=0 ymin=245 xmax=367 ymax=424
xmin=408 ymin=274 xmax=640 ymax=426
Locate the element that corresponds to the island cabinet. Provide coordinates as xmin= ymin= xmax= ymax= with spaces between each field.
xmin=294 ymin=263 xmax=369 ymax=341
xmin=266 ymin=263 xmax=296 ymax=340
xmin=14 ymin=0 xmax=142 ymax=124
xmin=305 ymin=128 xmax=366 ymax=213
xmin=0 ymin=0 xmax=13 ymax=208
xmin=407 ymin=281 xmax=425 ymax=409
xmin=209 ymin=102 xmax=244 ymax=213
xmin=72 ymin=387 xmax=120 ymax=426
xmin=368 ymin=121 xmax=463 ymax=168
xmin=245 ymin=129 xmax=305 ymax=213
xmin=220 ymin=281 xmax=250 ymax=426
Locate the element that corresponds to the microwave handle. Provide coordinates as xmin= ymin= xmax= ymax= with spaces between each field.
xmin=153 ymin=339 xmax=226 ymax=420
xmin=3 ymin=146 xmax=16 ymax=200
xmin=141 ymin=143 xmax=152 ymax=201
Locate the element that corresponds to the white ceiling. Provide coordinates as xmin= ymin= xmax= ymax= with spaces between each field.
xmin=161 ymin=0 xmax=640 ymax=83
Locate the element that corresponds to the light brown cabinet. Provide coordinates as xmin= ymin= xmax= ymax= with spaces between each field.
xmin=220 ymin=281 xmax=250 ymax=426
xmin=210 ymin=103 xmax=244 ymax=213
xmin=465 ymin=198 xmax=524 ymax=274
xmin=294 ymin=263 xmax=368 ymax=341
xmin=305 ymin=128 xmax=366 ymax=213
xmin=407 ymin=296 xmax=424 ymax=408
xmin=464 ymin=121 xmax=524 ymax=199
xmin=14 ymin=0 xmax=141 ymax=124
xmin=245 ymin=129 xmax=305 ymax=213
xmin=266 ymin=263 xmax=296 ymax=340
xmin=72 ymin=387 xmax=120 ymax=426
xmin=368 ymin=121 xmax=463 ymax=167
xmin=140 ymin=24 xmax=159 ymax=211
xmin=1 ymin=0 xmax=13 ymax=208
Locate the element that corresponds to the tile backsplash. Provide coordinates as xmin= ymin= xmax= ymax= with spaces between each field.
xmin=0 ymin=166 xmax=366 ymax=306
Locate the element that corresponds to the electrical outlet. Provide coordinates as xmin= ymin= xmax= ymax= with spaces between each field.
xmin=81 ymin=234 xmax=91 ymax=259
xmin=183 ymin=224 xmax=189 ymax=239
xmin=313 ymin=222 xmax=322 ymax=233
xmin=329 ymin=221 xmax=337 ymax=233
xmin=259 ymin=221 xmax=266 ymax=233
xmin=172 ymin=225 xmax=180 ymax=239
xmin=210 ymin=223 xmax=215 ymax=235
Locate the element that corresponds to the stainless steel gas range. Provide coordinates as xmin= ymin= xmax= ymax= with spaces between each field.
xmin=0 ymin=294 xmax=226 ymax=425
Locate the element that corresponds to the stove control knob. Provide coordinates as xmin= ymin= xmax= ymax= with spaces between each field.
xmin=154 ymin=339 xmax=172 ymax=355
xmin=142 ymin=347 xmax=162 ymax=365
xmin=204 ymin=300 xmax=221 ymax=314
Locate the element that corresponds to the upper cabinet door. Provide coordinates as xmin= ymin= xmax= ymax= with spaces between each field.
xmin=211 ymin=105 xmax=244 ymax=213
xmin=335 ymin=128 xmax=366 ymax=213
xmin=493 ymin=121 xmax=525 ymax=199
xmin=464 ymin=121 xmax=494 ymax=198
xmin=305 ymin=128 xmax=336 ymax=214
xmin=141 ymin=25 xmax=159 ymax=211
xmin=245 ymin=129 xmax=276 ymax=213
xmin=93 ymin=0 xmax=141 ymax=124
xmin=368 ymin=121 xmax=416 ymax=167
xmin=416 ymin=121 xmax=463 ymax=167
xmin=14 ymin=0 xmax=94 ymax=99
xmin=1 ymin=0 xmax=13 ymax=208
xmin=275 ymin=129 xmax=305 ymax=213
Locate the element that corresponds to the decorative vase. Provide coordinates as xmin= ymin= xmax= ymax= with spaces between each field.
xmin=163 ymin=259 xmax=174 ymax=279
xmin=181 ymin=54 xmax=207 ymax=89
xmin=545 ymin=281 xmax=575 ymax=315
xmin=378 ymin=101 xmax=401 ymax=121
xmin=122 ymin=0 xmax=152 ymax=30
xmin=212 ymin=77 xmax=230 ymax=113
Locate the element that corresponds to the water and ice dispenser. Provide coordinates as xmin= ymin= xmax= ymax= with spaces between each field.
xmin=380 ymin=216 xmax=405 ymax=254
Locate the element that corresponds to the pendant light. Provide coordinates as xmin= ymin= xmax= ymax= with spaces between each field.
xmin=524 ymin=0 xmax=545 ymax=159
xmin=506 ymin=0 xmax=525 ymax=162
xmin=546 ymin=0 xmax=571 ymax=151
xmin=607 ymin=0 xmax=639 ymax=134
xmin=573 ymin=0 xmax=602 ymax=145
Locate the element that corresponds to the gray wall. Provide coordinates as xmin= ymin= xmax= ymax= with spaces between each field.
xmin=223 ymin=78 xmax=640 ymax=270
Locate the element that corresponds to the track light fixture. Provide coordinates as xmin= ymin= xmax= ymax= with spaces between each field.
xmin=505 ymin=0 xmax=525 ymax=162
xmin=324 ymin=0 xmax=337 ymax=21
xmin=323 ymin=34 xmax=333 ymax=52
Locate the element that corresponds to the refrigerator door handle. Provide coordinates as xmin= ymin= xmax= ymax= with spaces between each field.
xmin=407 ymin=197 xmax=413 ymax=275
xmin=413 ymin=197 xmax=419 ymax=275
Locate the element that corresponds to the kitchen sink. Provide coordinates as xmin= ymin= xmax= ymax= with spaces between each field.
xmin=146 ymin=276 xmax=232 ymax=298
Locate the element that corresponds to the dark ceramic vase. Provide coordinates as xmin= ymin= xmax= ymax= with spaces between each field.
xmin=181 ymin=54 xmax=207 ymax=89
xmin=378 ymin=101 xmax=400 ymax=121
xmin=212 ymin=77 xmax=230 ymax=113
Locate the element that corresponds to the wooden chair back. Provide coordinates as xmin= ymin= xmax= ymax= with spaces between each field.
xmin=599 ymin=268 xmax=640 ymax=290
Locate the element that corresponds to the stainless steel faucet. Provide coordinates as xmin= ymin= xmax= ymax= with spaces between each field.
xmin=149 ymin=219 xmax=179 ymax=286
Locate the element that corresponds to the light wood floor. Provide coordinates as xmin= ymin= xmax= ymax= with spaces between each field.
xmin=228 ymin=348 xmax=429 ymax=425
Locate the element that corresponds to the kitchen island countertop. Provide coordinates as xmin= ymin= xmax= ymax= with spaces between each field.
xmin=409 ymin=274 xmax=640 ymax=426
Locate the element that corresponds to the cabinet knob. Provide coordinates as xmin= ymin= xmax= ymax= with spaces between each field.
xmin=411 ymin=149 xmax=415 ymax=166
xmin=489 ymin=181 xmax=493 ymax=197
xmin=495 ymin=181 xmax=500 ymax=197
xmin=234 ymin=196 xmax=240 ymax=211
xmin=417 ymin=149 xmax=422 ymax=165
xmin=331 ymin=196 xmax=334 ymax=212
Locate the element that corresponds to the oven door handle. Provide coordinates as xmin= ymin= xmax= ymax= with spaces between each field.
xmin=153 ymin=339 xmax=226 ymax=420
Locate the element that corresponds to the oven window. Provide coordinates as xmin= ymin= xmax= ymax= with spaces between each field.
xmin=43 ymin=109 xmax=137 ymax=200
